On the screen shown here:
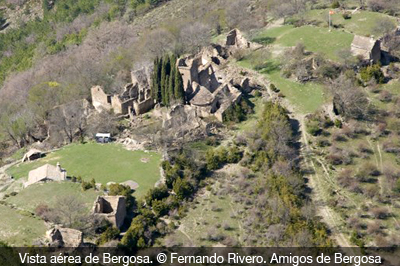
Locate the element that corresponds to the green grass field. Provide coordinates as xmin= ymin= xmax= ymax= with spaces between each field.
xmin=0 ymin=204 xmax=47 ymax=246
xmin=303 ymin=9 xmax=397 ymax=38
xmin=238 ymin=59 xmax=325 ymax=114
xmin=253 ymin=25 xmax=353 ymax=61
xmin=7 ymin=143 xmax=162 ymax=198
xmin=6 ymin=182 xmax=100 ymax=213
xmin=268 ymin=71 xmax=325 ymax=114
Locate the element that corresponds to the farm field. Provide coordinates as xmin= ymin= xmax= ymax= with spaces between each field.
xmin=6 ymin=143 xmax=162 ymax=198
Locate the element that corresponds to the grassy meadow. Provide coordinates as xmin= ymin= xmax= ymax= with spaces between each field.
xmin=7 ymin=143 xmax=162 ymax=198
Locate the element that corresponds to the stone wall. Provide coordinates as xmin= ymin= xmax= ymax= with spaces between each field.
xmin=92 ymin=196 xmax=127 ymax=229
xmin=91 ymin=86 xmax=112 ymax=112
xmin=134 ymin=98 xmax=154 ymax=115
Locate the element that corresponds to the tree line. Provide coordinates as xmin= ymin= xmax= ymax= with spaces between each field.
xmin=151 ymin=54 xmax=185 ymax=106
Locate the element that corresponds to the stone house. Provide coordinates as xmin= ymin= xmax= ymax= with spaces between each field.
xmin=92 ymin=196 xmax=126 ymax=229
xmin=91 ymin=67 xmax=154 ymax=116
xmin=22 ymin=149 xmax=42 ymax=162
xmin=25 ymin=163 xmax=67 ymax=187
xmin=351 ymin=35 xmax=381 ymax=63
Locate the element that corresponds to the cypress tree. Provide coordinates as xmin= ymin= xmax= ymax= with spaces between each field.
xmin=174 ymin=66 xmax=185 ymax=104
xmin=165 ymin=75 xmax=170 ymax=105
xmin=160 ymin=57 xmax=168 ymax=105
xmin=152 ymin=57 xmax=161 ymax=103
xmin=169 ymin=65 xmax=175 ymax=102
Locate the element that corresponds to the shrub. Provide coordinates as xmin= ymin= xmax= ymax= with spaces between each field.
xmin=97 ymin=227 xmax=120 ymax=245
xmin=331 ymin=0 xmax=340 ymax=8
xmin=360 ymin=65 xmax=384 ymax=84
xmin=371 ymin=207 xmax=390 ymax=219
xmin=307 ymin=121 xmax=322 ymax=136
xmin=342 ymin=12 xmax=351 ymax=20
xmin=270 ymin=83 xmax=279 ymax=93
xmin=334 ymin=119 xmax=342 ymax=128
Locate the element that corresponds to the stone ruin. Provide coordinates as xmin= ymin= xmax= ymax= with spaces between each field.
xmin=91 ymin=29 xmax=262 ymax=122
xmin=92 ymin=196 xmax=126 ymax=229
xmin=91 ymin=67 xmax=154 ymax=117
xmin=176 ymin=29 xmax=261 ymax=122
xmin=225 ymin=28 xmax=263 ymax=51
xmin=46 ymin=227 xmax=83 ymax=248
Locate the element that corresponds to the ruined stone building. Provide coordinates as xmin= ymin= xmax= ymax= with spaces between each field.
xmin=92 ymin=196 xmax=126 ymax=229
xmin=225 ymin=28 xmax=262 ymax=51
xmin=91 ymin=67 xmax=154 ymax=116
xmin=22 ymin=149 xmax=42 ymax=162
xmin=25 ymin=163 xmax=67 ymax=187
xmin=91 ymin=29 xmax=260 ymax=122
xmin=176 ymin=29 xmax=260 ymax=122
xmin=351 ymin=35 xmax=381 ymax=63
xmin=46 ymin=227 xmax=83 ymax=248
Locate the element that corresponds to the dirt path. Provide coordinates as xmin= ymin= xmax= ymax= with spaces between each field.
xmin=240 ymin=61 xmax=354 ymax=247
xmin=178 ymin=224 xmax=193 ymax=243
xmin=297 ymin=114 xmax=354 ymax=248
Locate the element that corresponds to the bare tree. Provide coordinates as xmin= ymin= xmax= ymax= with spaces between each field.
xmin=142 ymin=28 xmax=177 ymax=59
xmin=330 ymin=75 xmax=371 ymax=120
xmin=50 ymin=100 xmax=88 ymax=143
xmin=179 ymin=22 xmax=211 ymax=54
xmin=372 ymin=17 xmax=396 ymax=37
xmin=0 ymin=106 xmax=34 ymax=148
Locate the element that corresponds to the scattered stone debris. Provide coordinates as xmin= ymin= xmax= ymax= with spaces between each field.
xmin=92 ymin=196 xmax=127 ymax=229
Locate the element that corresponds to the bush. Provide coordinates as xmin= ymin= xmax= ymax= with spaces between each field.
xmin=334 ymin=119 xmax=342 ymax=128
xmin=342 ymin=12 xmax=351 ymax=20
xmin=97 ymin=227 xmax=120 ymax=245
xmin=331 ymin=0 xmax=340 ymax=8
xmin=270 ymin=83 xmax=279 ymax=93
xmin=360 ymin=65 xmax=384 ymax=84
xmin=307 ymin=121 xmax=322 ymax=136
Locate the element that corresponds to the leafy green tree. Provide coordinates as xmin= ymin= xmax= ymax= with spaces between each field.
xmin=109 ymin=183 xmax=137 ymax=210
xmin=97 ymin=227 xmax=120 ymax=245
xmin=145 ymin=185 xmax=169 ymax=205
xmin=152 ymin=199 xmax=169 ymax=217
xmin=173 ymin=178 xmax=193 ymax=200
